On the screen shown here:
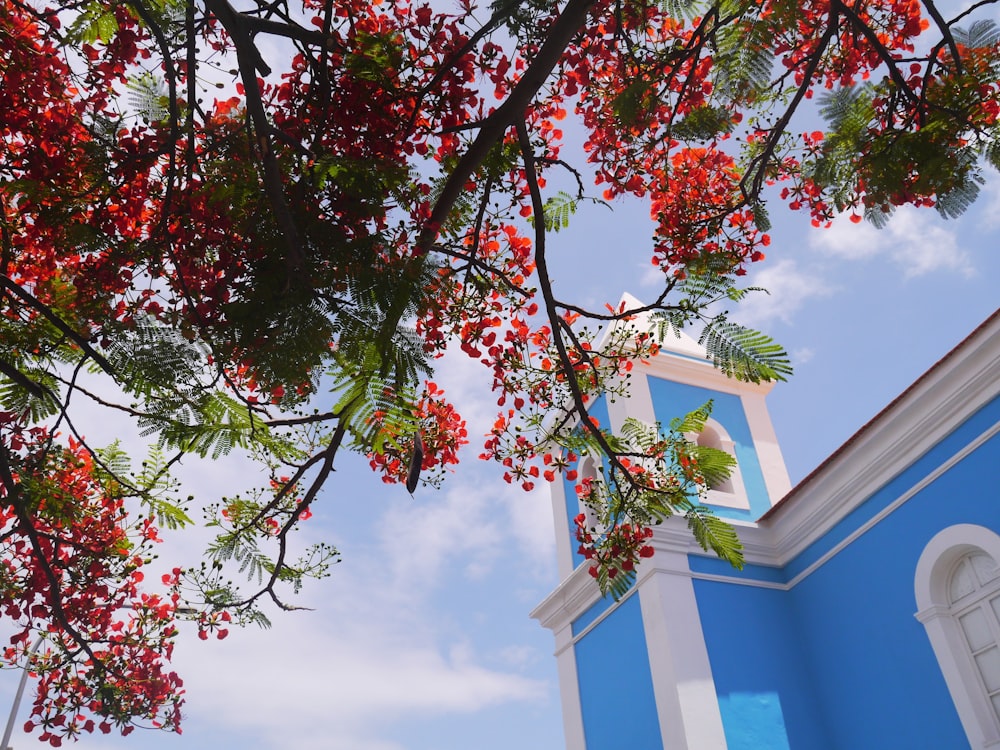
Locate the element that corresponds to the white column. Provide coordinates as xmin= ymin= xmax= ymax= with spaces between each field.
xmin=552 ymin=622 xmax=587 ymax=750
xmin=638 ymin=550 xmax=728 ymax=750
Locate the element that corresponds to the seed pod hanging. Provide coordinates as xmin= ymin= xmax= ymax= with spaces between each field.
xmin=405 ymin=431 xmax=424 ymax=494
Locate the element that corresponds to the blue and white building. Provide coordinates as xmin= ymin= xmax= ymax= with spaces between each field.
xmin=532 ymin=299 xmax=1000 ymax=750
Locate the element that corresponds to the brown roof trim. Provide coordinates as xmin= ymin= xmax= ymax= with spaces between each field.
xmin=757 ymin=307 xmax=1000 ymax=523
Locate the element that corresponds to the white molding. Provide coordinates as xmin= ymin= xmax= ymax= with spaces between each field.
xmin=782 ymin=421 xmax=1000 ymax=588
xmin=644 ymin=352 xmax=776 ymax=399
xmin=915 ymin=525 xmax=1000 ymax=612
xmin=914 ymin=525 xmax=1000 ymax=749
xmin=740 ymin=390 xmax=792 ymax=506
xmin=680 ymin=419 xmax=1000 ymax=587
xmin=552 ymin=621 xmax=587 ymax=750
xmin=638 ymin=556 xmax=729 ymax=750
xmin=548 ymin=471 xmax=578 ymax=582
xmin=531 ymin=563 xmax=606 ymax=638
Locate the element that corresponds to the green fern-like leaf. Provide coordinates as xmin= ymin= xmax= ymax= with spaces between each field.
xmin=714 ymin=9 xmax=774 ymax=101
xmin=659 ymin=0 xmax=704 ymax=20
xmin=669 ymin=401 xmax=713 ymax=435
xmin=686 ymin=507 xmax=744 ymax=568
xmin=691 ymin=444 xmax=738 ymax=490
xmin=613 ymin=79 xmax=653 ymax=128
xmin=671 ymin=105 xmax=736 ymax=142
xmin=532 ymin=191 xmax=578 ymax=232
xmin=934 ymin=150 xmax=983 ymax=220
xmin=599 ymin=566 xmax=636 ymax=601
xmin=699 ymin=317 xmax=792 ymax=383
xmin=126 ymin=73 xmax=168 ymax=123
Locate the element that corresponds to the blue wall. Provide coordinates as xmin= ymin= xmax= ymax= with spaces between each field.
xmin=694 ymin=581 xmax=834 ymax=750
xmin=693 ymin=395 xmax=1000 ymax=749
xmin=646 ymin=376 xmax=771 ymax=521
xmin=574 ymin=594 xmax=662 ymax=749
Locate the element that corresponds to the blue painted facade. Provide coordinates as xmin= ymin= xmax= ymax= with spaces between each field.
xmin=534 ymin=308 xmax=1000 ymax=750
xmin=693 ymin=396 xmax=1000 ymax=749
xmin=646 ymin=376 xmax=773 ymax=522
xmin=573 ymin=594 xmax=662 ymax=749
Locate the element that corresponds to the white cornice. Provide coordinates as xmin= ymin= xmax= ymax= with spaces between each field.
xmin=764 ymin=312 xmax=1000 ymax=564
xmin=530 ymin=563 xmax=605 ymax=633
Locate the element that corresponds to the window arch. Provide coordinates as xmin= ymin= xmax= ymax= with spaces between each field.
xmin=915 ymin=525 xmax=1000 ymax=748
xmin=688 ymin=418 xmax=748 ymax=510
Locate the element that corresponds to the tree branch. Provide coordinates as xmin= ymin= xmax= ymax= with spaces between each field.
xmin=416 ymin=0 xmax=598 ymax=253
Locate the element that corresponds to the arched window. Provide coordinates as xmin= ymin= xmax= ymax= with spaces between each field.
xmin=689 ymin=418 xmax=748 ymax=510
xmin=915 ymin=525 xmax=1000 ymax=748
xmin=695 ymin=423 xmax=735 ymax=494
xmin=950 ymin=553 xmax=1000 ymax=721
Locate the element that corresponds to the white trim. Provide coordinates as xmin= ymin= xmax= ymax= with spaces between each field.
xmin=740 ymin=391 xmax=792 ymax=507
xmin=557 ymin=586 xmax=640 ymax=653
xmin=637 ymin=555 xmax=728 ymax=750
xmin=644 ymin=350 xmax=777 ymax=399
xmin=531 ymin=563 xmax=606 ymax=636
xmin=612 ymin=418 xmax=1000 ymax=597
xmin=548 ymin=469 xmax=578 ymax=581
xmin=915 ymin=526 xmax=1000 ymax=749
xmin=686 ymin=569 xmax=787 ymax=591
xmin=915 ymin=525 xmax=1000 ymax=613
xmin=783 ymin=421 xmax=1000 ymax=588
xmin=552 ymin=621 xmax=587 ymax=750
xmin=765 ymin=316 xmax=1000 ymax=564
xmin=675 ymin=420 xmax=1000 ymax=590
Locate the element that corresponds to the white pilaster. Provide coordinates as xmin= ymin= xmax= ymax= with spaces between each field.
xmin=638 ymin=529 xmax=728 ymax=749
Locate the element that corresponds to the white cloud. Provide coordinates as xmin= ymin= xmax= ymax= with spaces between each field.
xmin=976 ymin=168 xmax=1000 ymax=229
xmin=809 ymin=213 xmax=882 ymax=260
xmin=810 ymin=207 xmax=975 ymax=278
xmin=792 ymin=347 xmax=816 ymax=366
xmin=733 ymin=259 xmax=835 ymax=328
xmin=638 ymin=259 xmax=666 ymax=289
xmin=378 ymin=483 xmax=504 ymax=592
xmin=501 ymin=482 xmax=557 ymax=574
xmin=167 ymin=615 xmax=545 ymax=750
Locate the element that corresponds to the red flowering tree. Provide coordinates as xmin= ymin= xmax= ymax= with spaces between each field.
xmin=2 ymin=0 xmax=998 ymax=740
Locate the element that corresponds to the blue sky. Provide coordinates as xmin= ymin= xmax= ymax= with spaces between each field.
xmin=4 ymin=19 xmax=1000 ymax=750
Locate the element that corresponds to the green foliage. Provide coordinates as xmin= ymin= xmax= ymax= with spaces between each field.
xmin=672 ymin=105 xmax=736 ymax=142
xmin=812 ymin=84 xmax=877 ymax=212
xmin=102 ymin=319 xmax=203 ymax=399
xmin=570 ymin=404 xmax=745 ymax=598
xmin=95 ymin=442 xmax=194 ymax=529
xmin=67 ymin=1 xmax=120 ymax=43
xmin=527 ymin=190 xmax=578 ymax=232
xmin=613 ymin=79 xmax=653 ymax=128
xmin=346 ymin=31 xmax=405 ymax=86
xmin=699 ymin=316 xmax=792 ymax=383
xmin=126 ymin=73 xmax=168 ymax=123
xmin=714 ymin=3 xmax=774 ymax=102
xmin=658 ymin=0 xmax=705 ymax=21
xmin=686 ymin=507 xmax=744 ymax=567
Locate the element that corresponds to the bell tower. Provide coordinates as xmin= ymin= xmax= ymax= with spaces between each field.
xmin=532 ymin=293 xmax=791 ymax=750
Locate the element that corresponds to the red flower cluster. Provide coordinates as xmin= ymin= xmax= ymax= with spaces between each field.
xmin=0 ymin=419 xmax=183 ymax=744
xmin=575 ymin=513 xmax=655 ymax=583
